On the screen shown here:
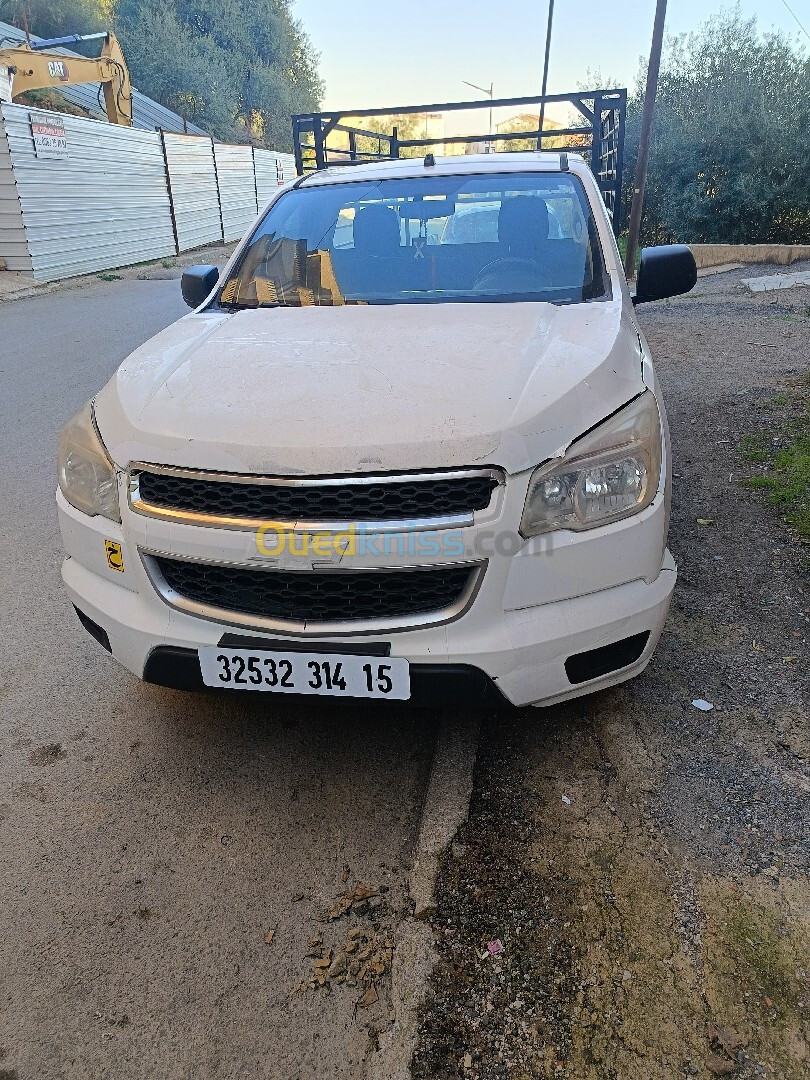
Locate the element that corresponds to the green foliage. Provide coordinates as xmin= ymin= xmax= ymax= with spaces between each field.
xmin=360 ymin=114 xmax=436 ymax=160
xmin=115 ymin=0 xmax=322 ymax=149
xmin=622 ymin=6 xmax=810 ymax=244
xmin=2 ymin=0 xmax=323 ymax=150
xmin=0 ymin=1 xmax=107 ymax=39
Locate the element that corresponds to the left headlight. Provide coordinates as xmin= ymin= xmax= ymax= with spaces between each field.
xmin=520 ymin=391 xmax=663 ymax=537
xmin=57 ymin=401 xmax=121 ymax=521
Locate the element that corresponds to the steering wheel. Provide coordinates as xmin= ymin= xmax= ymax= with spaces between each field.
xmin=473 ymin=256 xmax=552 ymax=292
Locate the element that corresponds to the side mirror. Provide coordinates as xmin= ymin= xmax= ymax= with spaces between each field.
xmin=181 ymin=265 xmax=220 ymax=308
xmin=633 ymin=244 xmax=697 ymax=305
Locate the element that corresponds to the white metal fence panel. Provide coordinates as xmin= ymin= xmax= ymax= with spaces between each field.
xmin=1 ymin=102 xmax=175 ymax=281
xmin=163 ymin=133 xmax=222 ymax=251
xmin=0 ymin=105 xmax=31 ymax=273
xmin=214 ymin=144 xmax=257 ymax=242
xmin=253 ymin=148 xmax=295 ymax=209
xmin=276 ymin=153 xmax=296 ymax=184
xmin=253 ymin=148 xmax=281 ymax=209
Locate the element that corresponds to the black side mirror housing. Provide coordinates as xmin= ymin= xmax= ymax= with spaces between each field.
xmin=181 ymin=265 xmax=220 ymax=308
xmin=633 ymin=244 xmax=697 ymax=305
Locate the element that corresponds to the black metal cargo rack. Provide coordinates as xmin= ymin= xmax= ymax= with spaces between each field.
xmin=291 ymin=89 xmax=626 ymax=234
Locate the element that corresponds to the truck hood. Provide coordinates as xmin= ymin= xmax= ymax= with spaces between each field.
xmin=95 ymin=300 xmax=644 ymax=477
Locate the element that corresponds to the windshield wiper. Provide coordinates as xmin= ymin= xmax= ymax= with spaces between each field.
xmin=220 ymin=300 xmax=281 ymax=311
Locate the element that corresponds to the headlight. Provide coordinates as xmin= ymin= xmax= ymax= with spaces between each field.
xmin=520 ymin=391 xmax=662 ymax=537
xmin=57 ymin=401 xmax=121 ymax=521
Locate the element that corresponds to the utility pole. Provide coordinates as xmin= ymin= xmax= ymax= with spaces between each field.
xmin=537 ymin=0 xmax=555 ymax=149
xmin=462 ymin=79 xmax=494 ymax=152
xmin=624 ymin=0 xmax=668 ymax=279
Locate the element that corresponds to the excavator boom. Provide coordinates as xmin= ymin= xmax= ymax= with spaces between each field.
xmin=0 ymin=31 xmax=132 ymax=126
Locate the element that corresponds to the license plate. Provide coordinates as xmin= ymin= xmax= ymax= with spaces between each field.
xmin=198 ymin=647 xmax=410 ymax=700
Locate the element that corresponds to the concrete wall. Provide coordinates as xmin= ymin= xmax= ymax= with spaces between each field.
xmin=691 ymin=244 xmax=810 ymax=269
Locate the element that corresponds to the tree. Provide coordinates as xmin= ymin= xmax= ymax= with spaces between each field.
xmin=0 ymin=1 xmax=107 ymax=39
xmin=360 ymin=113 xmax=437 ymax=160
xmin=621 ymin=7 xmax=810 ymax=244
xmin=1 ymin=0 xmax=323 ymax=149
xmin=115 ymin=0 xmax=322 ymax=149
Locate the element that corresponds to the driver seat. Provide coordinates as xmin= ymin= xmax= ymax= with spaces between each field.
xmin=472 ymin=196 xmax=552 ymax=292
xmin=498 ymin=196 xmax=550 ymax=257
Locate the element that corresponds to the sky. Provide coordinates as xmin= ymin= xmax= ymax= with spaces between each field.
xmin=294 ymin=0 xmax=808 ymax=127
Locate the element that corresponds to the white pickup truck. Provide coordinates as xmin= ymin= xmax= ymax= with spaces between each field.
xmin=57 ymin=151 xmax=696 ymax=706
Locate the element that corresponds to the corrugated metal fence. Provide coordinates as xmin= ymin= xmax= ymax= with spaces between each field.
xmin=162 ymin=133 xmax=220 ymax=252
xmin=0 ymin=103 xmax=296 ymax=281
xmin=213 ymin=144 xmax=257 ymax=243
xmin=255 ymin=147 xmax=294 ymax=209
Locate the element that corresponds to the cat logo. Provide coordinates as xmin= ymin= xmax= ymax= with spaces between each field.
xmin=104 ymin=539 xmax=124 ymax=573
xmin=47 ymin=60 xmax=69 ymax=82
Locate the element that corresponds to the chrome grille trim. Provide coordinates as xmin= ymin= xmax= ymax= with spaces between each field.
xmin=128 ymin=463 xmax=504 ymax=532
xmin=140 ymin=548 xmax=487 ymax=636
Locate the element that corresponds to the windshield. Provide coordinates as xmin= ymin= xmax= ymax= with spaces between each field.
xmin=220 ymin=171 xmax=609 ymax=309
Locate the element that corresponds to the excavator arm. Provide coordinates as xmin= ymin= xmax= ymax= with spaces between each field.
xmin=0 ymin=31 xmax=132 ymax=126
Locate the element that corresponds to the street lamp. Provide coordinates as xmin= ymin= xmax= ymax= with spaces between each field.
xmin=462 ymin=79 xmax=493 ymax=152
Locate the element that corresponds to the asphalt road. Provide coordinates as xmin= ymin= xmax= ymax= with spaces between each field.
xmin=0 ymin=279 xmax=439 ymax=1080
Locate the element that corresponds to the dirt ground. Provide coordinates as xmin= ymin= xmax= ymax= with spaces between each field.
xmin=413 ymin=265 xmax=810 ymax=1080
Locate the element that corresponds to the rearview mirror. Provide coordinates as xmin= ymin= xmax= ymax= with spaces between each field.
xmin=633 ymin=245 xmax=697 ymax=305
xmin=181 ymin=265 xmax=220 ymax=308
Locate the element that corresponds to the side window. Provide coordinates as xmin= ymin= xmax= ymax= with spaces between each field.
xmin=545 ymin=196 xmax=587 ymax=242
xmin=333 ymin=207 xmax=355 ymax=249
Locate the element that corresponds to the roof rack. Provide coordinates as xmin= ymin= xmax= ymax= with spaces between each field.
xmin=291 ymin=88 xmax=627 ymax=234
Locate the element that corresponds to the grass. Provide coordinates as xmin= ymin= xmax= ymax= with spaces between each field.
xmin=96 ymin=273 xmax=122 ymax=282
xmin=741 ymin=388 xmax=810 ymax=540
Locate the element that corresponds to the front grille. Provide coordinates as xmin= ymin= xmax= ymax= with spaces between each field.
xmin=154 ymin=557 xmax=476 ymax=625
xmin=136 ymin=469 xmax=498 ymax=522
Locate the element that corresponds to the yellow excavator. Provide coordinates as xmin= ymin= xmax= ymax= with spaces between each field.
xmin=0 ymin=31 xmax=132 ymax=126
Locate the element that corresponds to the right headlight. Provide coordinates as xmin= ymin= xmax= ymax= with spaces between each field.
xmin=520 ymin=391 xmax=662 ymax=537
xmin=57 ymin=401 xmax=121 ymax=521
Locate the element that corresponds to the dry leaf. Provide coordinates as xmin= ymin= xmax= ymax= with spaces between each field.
xmin=706 ymin=1055 xmax=737 ymax=1076
xmin=319 ymin=883 xmax=379 ymax=921
xmin=351 ymin=884 xmax=378 ymax=901
xmin=264 ymin=928 xmax=275 ymax=945
xmin=305 ymin=934 xmax=324 ymax=957
xmin=357 ymin=984 xmax=378 ymax=1007
xmin=320 ymin=895 xmax=353 ymax=921
xmin=709 ymin=1025 xmax=746 ymax=1054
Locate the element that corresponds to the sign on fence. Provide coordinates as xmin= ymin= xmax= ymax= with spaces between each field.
xmin=30 ymin=112 xmax=67 ymax=159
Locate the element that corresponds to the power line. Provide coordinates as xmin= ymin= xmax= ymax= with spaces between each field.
xmin=778 ymin=0 xmax=810 ymax=44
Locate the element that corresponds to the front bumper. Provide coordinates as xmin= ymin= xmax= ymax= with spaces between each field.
xmin=59 ymin=482 xmax=676 ymax=708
